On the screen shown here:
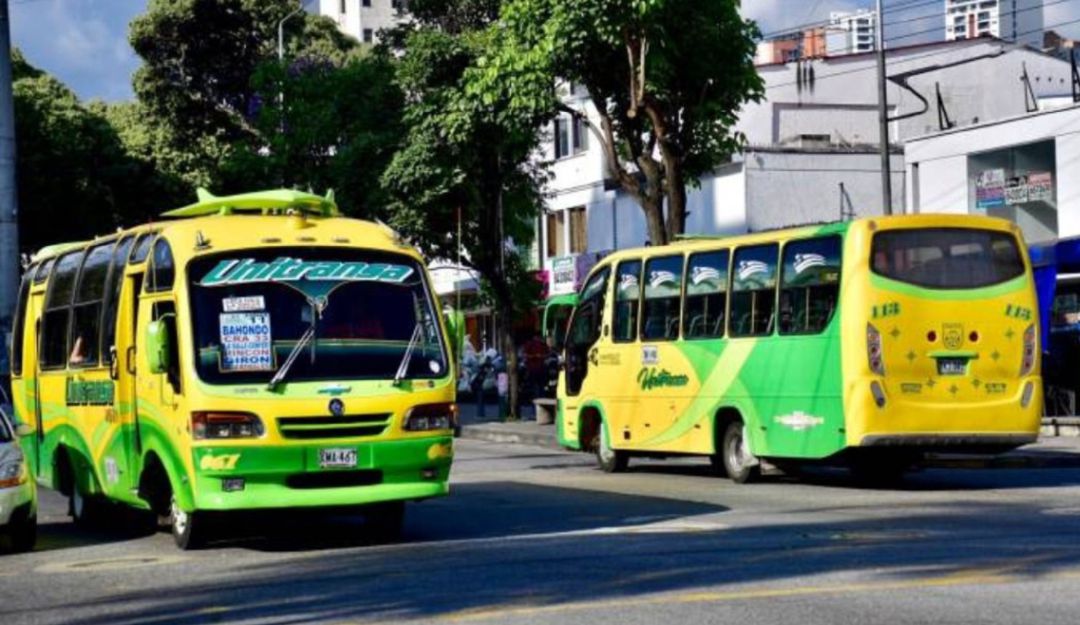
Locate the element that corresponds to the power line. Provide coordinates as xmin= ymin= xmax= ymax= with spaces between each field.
xmin=886 ymin=0 xmax=1072 ymax=44
xmin=764 ymin=15 xmax=1080 ymax=91
xmin=758 ymin=0 xmax=945 ymax=41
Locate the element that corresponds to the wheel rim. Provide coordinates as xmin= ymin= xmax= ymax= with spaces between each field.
xmin=598 ymin=426 xmax=615 ymax=464
xmin=726 ymin=425 xmax=748 ymax=473
xmin=171 ymin=498 xmax=188 ymax=537
xmin=72 ymin=488 xmax=85 ymax=519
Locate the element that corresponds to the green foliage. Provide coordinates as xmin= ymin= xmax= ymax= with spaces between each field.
xmin=11 ymin=55 xmax=178 ymax=253
xmin=475 ymin=0 xmax=764 ymax=244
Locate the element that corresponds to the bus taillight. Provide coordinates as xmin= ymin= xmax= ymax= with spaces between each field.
xmin=192 ymin=412 xmax=265 ymax=440
xmin=867 ymin=323 xmax=885 ymax=376
xmin=1021 ymin=324 xmax=1036 ymax=377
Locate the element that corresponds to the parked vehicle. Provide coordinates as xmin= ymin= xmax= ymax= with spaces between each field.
xmin=0 ymin=399 xmax=37 ymax=553
xmin=557 ymin=214 xmax=1041 ymax=483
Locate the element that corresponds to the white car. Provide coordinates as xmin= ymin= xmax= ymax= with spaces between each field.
xmin=0 ymin=407 xmax=36 ymax=553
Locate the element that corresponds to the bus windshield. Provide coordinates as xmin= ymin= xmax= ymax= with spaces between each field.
xmin=0 ymin=416 xmax=11 ymax=443
xmin=871 ymin=228 xmax=1024 ymax=290
xmin=188 ymin=248 xmax=447 ymax=385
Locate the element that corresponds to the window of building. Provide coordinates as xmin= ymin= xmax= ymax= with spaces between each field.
xmin=968 ymin=139 xmax=1057 ymax=244
xmin=363 ymin=29 xmax=374 ymax=43
xmin=41 ymin=249 xmax=85 ymax=369
xmin=779 ymin=237 xmax=842 ymax=335
xmin=546 ymin=211 xmax=566 ymax=258
xmin=684 ymin=250 xmax=729 ymax=340
xmin=730 ymin=244 xmax=779 ymax=337
xmin=554 ymin=114 xmax=588 ymax=159
xmin=362 ymin=0 xmax=370 ymax=7
xmin=613 ymin=260 xmax=642 ymax=343
xmin=641 ymin=256 xmax=684 ymax=341
xmin=569 ymin=207 xmax=587 ymax=254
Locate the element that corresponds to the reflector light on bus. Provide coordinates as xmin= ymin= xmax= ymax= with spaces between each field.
xmin=192 ymin=412 xmax=265 ymax=440
xmin=867 ymin=323 xmax=885 ymax=376
xmin=1020 ymin=325 xmax=1036 ymax=377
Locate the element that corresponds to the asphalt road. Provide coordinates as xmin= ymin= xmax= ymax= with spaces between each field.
xmin=4 ymin=440 xmax=1080 ymax=625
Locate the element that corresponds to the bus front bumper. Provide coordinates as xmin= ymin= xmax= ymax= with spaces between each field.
xmin=190 ymin=436 xmax=453 ymax=511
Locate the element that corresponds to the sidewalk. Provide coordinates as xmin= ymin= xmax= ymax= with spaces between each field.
xmin=457 ymin=403 xmax=1080 ymax=469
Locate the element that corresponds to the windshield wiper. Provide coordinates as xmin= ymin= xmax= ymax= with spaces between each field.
xmin=393 ymin=323 xmax=425 ymax=387
xmin=267 ymin=297 xmax=324 ymax=391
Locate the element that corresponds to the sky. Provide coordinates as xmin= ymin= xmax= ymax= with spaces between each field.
xmin=8 ymin=0 xmax=1080 ymax=103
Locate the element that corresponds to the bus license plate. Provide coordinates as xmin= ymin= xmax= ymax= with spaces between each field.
xmin=319 ymin=448 xmax=358 ymax=469
xmin=937 ymin=358 xmax=967 ymax=376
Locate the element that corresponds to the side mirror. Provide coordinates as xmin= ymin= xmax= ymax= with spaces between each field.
xmin=15 ymin=423 xmax=32 ymax=438
xmin=146 ymin=319 xmax=171 ymax=375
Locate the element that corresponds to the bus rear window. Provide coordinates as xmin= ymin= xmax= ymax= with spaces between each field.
xmin=871 ymin=228 xmax=1024 ymax=290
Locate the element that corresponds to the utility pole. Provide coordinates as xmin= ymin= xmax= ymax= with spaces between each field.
xmin=0 ymin=0 xmax=20 ymax=377
xmin=276 ymin=1 xmax=306 ymax=186
xmin=875 ymin=0 xmax=893 ymax=216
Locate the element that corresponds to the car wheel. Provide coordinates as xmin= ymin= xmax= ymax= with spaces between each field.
xmin=722 ymin=420 xmax=760 ymax=484
xmin=10 ymin=515 xmax=36 ymax=553
xmin=596 ymin=423 xmax=629 ymax=473
xmin=171 ymin=496 xmax=207 ymax=550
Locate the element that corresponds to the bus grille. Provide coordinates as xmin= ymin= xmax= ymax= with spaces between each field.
xmin=277 ymin=414 xmax=391 ymax=440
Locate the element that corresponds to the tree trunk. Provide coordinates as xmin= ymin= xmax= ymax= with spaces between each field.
xmin=643 ymin=195 xmax=667 ymax=247
xmin=665 ymin=165 xmax=688 ymax=241
xmin=490 ymin=277 xmax=520 ymax=420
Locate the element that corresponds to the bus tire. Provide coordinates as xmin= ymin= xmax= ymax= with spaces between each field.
xmin=69 ymin=483 xmax=107 ymax=529
xmin=365 ymin=501 xmax=406 ymax=542
xmin=722 ymin=420 xmax=760 ymax=484
xmin=170 ymin=496 xmax=208 ymax=550
xmin=596 ymin=423 xmax=629 ymax=473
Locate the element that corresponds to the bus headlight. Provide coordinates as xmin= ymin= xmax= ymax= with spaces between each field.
xmin=0 ymin=459 xmax=26 ymax=488
xmin=1020 ymin=324 xmax=1036 ymax=377
xmin=404 ymin=403 xmax=457 ymax=432
xmin=192 ymin=412 xmax=265 ymax=440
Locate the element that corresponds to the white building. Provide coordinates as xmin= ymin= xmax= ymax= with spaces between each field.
xmin=536 ymin=38 xmax=1074 ymax=280
xmin=315 ymin=0 xmax=409 ymax=44
xmin=904 ymin=103 xmax=1080 ymax=244
xmin=945 ymin=0 xmax=1044 ymax=49
xmin=828 ymin=9 xmax=877 ymax=55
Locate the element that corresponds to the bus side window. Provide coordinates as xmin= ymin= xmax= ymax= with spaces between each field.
xmin=40 ymin=250 xmax=85 ymax=370
xmin=10 ymin=266 xmax=34 ymax=377
xmin=146 ymin=239 xmax=175 ymax=293
xmin=613 ymin=260 xmax=642 ymax=343
xmin=684 ymin=250 xmax=729 ymax=340
xmin=779 ymin=237 xmax=842 ymax=335
xmin=129 ymin=232 xmax=156 ymax=264
xmin=69 ymin=242 xmax=115 ymax=368
xmin=641 ymin=255 xmax=684 ymax=341
xmin=152 ymin=301 xmax=182 ymax=395
xmin=730 ymin=244 xmax=779 ymax=338
xmin=566 ymin=268 xmax=610 ymax=396
xmin=100 ymin=237 xmax=135 ymax=364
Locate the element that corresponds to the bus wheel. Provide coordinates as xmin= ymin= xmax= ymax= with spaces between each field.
xmin=366 ymin=501 xmax=406 ymax=543
xmin=69 ymin=486 xmax=106 ymax=528
xmin=170 ymin=496 xmax=207 ymax=550
xmin=596 ymin=423 xmax=629 ymax=473
xmin=722 ymin=421 xmax=760 ymax=484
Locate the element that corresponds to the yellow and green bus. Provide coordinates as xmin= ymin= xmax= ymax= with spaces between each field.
xmin=9 ymin=189 xmax=458 ymax=548
xmin=556 ymin=214 xmax=1042 ymax=482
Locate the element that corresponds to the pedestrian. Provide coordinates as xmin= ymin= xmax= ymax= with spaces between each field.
xmin=496 ymin=362 xmax=510 ymax=420
xmin=472 ymin=351 xmax=493 ymax=419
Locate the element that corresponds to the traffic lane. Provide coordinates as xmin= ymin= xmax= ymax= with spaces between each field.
xmin=7 ymin=488 xmax=1080 ymax=625
xmin=4 ymin=441 xmax=1080 ymax=624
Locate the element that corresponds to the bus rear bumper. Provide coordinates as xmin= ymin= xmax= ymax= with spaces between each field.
xmin=190 ymin=436 xmax=453 ymax=511
xmin=857 ymin=433 xmax=1037 ymax=454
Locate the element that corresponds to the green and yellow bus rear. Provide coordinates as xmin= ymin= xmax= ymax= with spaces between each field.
xmin=10 ymin=189 xmax=458 ymax=548
xmin=556 ymin=214 xmax=1041 ymax=481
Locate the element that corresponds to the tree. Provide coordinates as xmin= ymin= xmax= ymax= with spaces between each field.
xmin=382 ymin=0 xmax=546 ymax=419
xmin=474 ymin=0 xmax=764 ymax=245
xmin=11 ymin=52 xmax=173 ymax=252
xmin=223 ymin=51 xmax=405 ymax=219
xmin=128 ymin=0 xmax=360 ymax=188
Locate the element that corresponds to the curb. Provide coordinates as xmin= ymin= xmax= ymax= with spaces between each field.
xmin=458 ymin=423 xmax=563 ymax=450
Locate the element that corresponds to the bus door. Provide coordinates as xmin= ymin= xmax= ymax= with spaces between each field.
xmin=105 ymin=238 xmax=140 ymax=498
xmin=634 ymin=255 xmax=687 ymax=445
xmin=562 ymin=268 xmax=610 ymax=444
xmin=26 ymin=288 xmax=45 ymax=474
